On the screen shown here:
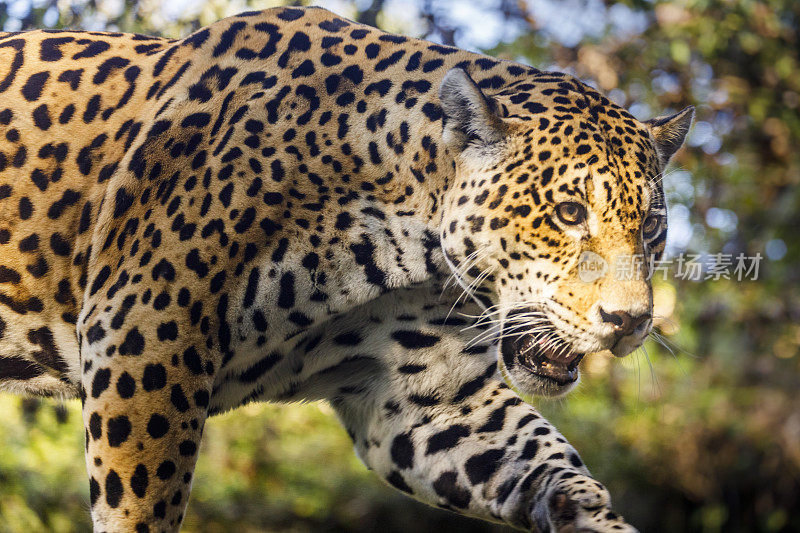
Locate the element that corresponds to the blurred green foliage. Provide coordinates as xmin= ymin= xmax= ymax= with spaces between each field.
xmin=0 ymin=396 xmax=503 ymax=533
xmin=0 ymin=0 xmax=798 ymax=532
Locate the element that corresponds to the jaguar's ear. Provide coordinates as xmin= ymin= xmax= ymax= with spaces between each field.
xmin=646 ymin=106 xmax=694 ymax=167
xmin=439 ymin=68 xmax=505 ymax=153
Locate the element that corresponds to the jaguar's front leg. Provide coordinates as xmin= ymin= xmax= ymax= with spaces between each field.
xmin=80 ymin=303 xmax=214 ymax=532
xmin=325 ymin=287 xmax=635 ymax=532
xmin=338 ymin=383 xmax=633 ymax=532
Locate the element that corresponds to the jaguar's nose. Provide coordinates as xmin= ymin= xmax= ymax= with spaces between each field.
xmin=599 ymin=308 xmax=651 ymax=339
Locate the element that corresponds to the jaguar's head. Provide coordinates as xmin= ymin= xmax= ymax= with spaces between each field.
xmin=438 ymin=68 xmax=693 ymax=398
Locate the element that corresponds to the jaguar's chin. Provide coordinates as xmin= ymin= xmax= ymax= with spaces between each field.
xmin=498 ymin=312 xmax=585 ymax=399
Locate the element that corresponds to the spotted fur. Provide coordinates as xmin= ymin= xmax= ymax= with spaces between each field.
xmin=0 ymin=6 xmax=692 ymax=532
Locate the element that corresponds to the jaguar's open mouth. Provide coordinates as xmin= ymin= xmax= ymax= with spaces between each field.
xmin=500 ymin=318 xmax=585 ymax=386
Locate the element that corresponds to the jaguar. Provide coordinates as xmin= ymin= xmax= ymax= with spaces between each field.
xmin=0 ymin=6 xmax=692 ymax=531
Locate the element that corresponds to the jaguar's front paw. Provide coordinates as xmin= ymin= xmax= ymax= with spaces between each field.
xmin=530 ymin=473 xmax=637 ymax=533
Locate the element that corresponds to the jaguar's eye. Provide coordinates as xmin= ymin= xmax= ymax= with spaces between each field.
xmin=642 ymin=215 xmax=663 ymax=239
xmin=555 ymin=202 xmax=587 ymax=226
